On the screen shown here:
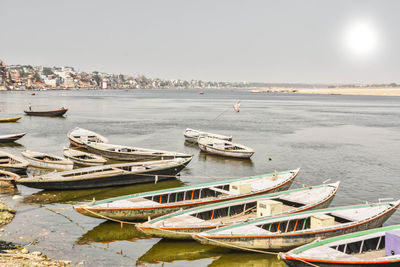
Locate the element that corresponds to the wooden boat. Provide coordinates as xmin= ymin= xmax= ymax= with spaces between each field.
xmin=0 ymin=117 xmax=22 ymax=123
xmin=86 ymin=142 xmax=193 ymax=161
xmin=0 ymin=150 xmax=29 ymax=174
xmin=198 ymin=137 xmax=255 ymax=159
xmin=74 ymin=168 xmax=300 ymax=221
xmin=0 ymin=170 xmax=20 ymax=185
xmin=137 ymin=182 xmax=340 ymax=239
xmin=24 ymin=108 xmax=68 ymax=117
xmin=67 ymin=127 xmax=108 ymax=148
xmin=21 ymin=150 xmax=74 ymax=171
xmin=193 ymin=201 xmax=400 ymax=251
xmin=16 ymin=157 xmax=192 ymax=190
xmin=0 ymin=133 xmax=26 ymax=143
xmin=279 ymin=225 xmax=400 ymax=267
xmin=62 ymin=148 xmax=106 ymax=166
xmin=184 ymin=128 xmax=232 ymax=144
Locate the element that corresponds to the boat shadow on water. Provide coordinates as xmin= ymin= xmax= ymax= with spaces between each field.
xmin=76 ymin=221 xmax=147 ymax=245
xmin=22 ymin=179 xmax=185 ymax=205
xmin=0 ymin=142 xmax=24 ymax=148
xmin=136 ymin=239 xmax=284 ymax=266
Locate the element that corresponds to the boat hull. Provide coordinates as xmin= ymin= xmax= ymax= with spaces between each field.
xmin=0 ymin=133 xmax=26 ymax=143
xmin=76 ymin=174 xmax=295 ymax=221
xmin=17 ymin=161 xmax=189 ymax=190
xmin=199 ymin=144 xmax=254 ymax=159
xmin=24 ymin=109 xmax=68 ymax=117
xmin=87 ymin=145 xmax=192 ymax=162
xmin=0 ymin=117 xmax=22 ymax=123
xmin=195 ymin=207 xmax=397 ymax=252
xmin=281 ymin=258 xmax=400 ymax=267
xmin=24 ymin=157 xmax=73 ymax=171
xmin=139 ymin=191 xmax=336 ymax=240
xmin=0 ymin=166 xmax=27 ymax=175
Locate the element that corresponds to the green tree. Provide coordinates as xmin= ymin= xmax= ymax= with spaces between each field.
xmin=93 ymin=74 xmax=101 ymax=86
xmin=43 ymin=67 xmax=54 ymax=76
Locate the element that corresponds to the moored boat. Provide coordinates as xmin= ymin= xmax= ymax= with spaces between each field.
xmin=198 ymin=137 xmax=255 ymax=159
xmin=0 ymin=133 xmax=26 ymax=143
xmin=137 ymin=182 xmax=340 ymax=239
xmin=21 ymin=150 xmax=74 ymax=171
xmin=74 ymin=168 xmax=300 ymax=221
xmin=193 ymin=201 xmax=400 ymax=251
xmin=0 ymin=150 xmax=29 ymax=174
xmin=67 ymin=127 xmax=108 ymax=148
xmin=184 ymin=128 xmax=232 ymax=144
xmin=0 ymin=170 xmax=20 ymax=186
xmin=16 ymin=157 xmax=192 ymax=190
xmin=0 ymin=117 xmax=22 ymax=123
xmin=279 ymin=224 xmax=400 ymax=267
xmin=24 ymin=108 xmax=68 ymax=117
xmin=86 ymin=142 xmax=193 ymax=161
xmin=63 ymin=148 xmax=107 ymax=166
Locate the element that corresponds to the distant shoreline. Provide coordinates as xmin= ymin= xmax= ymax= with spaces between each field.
xmin=1 ymin=87 xmax=400 ymax=96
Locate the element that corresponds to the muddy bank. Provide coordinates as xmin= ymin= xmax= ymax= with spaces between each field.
xmin=0 ymin=198 xmax=73 ymax=266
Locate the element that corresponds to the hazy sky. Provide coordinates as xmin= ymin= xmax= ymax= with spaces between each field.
xmin=1 ymin=0 xmax=399 ymax=83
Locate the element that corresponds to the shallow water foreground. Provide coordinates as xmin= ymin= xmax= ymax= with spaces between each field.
xmin=0 ymin=89 xmax=399 ymax=266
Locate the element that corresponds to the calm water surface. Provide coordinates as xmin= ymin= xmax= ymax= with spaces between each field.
xmin=0 ymin=89 xmax=399 ymax=266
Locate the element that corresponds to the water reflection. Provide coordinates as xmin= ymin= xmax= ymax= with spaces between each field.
xmin=22 ymin=179 xmax=185 ymax=205
xmin=76 ymin=221 xmax=147 ymax=245
xmin=137 ymin=239 xmax=229 ymax=265
xmin=209 ymin=253 xmax=286 ymax=267
xmin=198 ymin=151 xmax=254 ymax=167
xmin=0 ymin=142 xmax=25 ymax=148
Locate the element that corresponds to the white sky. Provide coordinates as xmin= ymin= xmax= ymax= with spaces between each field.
xmin=1 ymin=0 xmax=399 ymax=83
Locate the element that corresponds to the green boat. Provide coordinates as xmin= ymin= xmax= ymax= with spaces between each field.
xmin=137 ymin=182 xmax=340 ymax=239
xmin=279 ymin=225 xmax=400 ymax=266
xmin=194 ymin=201 xmax=400 ymax=252
xmin=75 ymin=168 xmax=300 ymax=221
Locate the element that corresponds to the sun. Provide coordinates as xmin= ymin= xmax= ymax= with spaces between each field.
xmin=343 ymin=20 xmax=379 ymax=58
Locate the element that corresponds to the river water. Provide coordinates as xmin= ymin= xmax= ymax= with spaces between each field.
xmin=0 ymin=89 xmax=399 ymax=266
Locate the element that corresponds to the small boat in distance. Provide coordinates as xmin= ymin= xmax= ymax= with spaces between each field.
xmin=21 ymin=150 xmax=74 ymax=171
xmin=0 ymin=150 xmax=29 ymax=174
xmin=194 ymin=201 xmax=400 ymax=252
xmin=184 ymin=128 xmax=232 ymax=144
xmin=16 ymin=157 xmax=192 ymax=190
xmin=67 ymin=127 xmax=109 ymax=148
xmin=198 ymin=137 xmax=255 ymax=159
xmin=74 ymin=168 xmax=300 ymax=221
xmin=0 ymin=133 xmax=26 ymax=143
xmin=86 ymin=142 xmax=193 ymax=162
xmin=137 ymin=182 xmax=340 ymax=240
xmin=24 ymin=108 xmax=68 ymax=117
xmin=280 ymin=224 xmax=400 ymax=266
xmin=63 ymin=148 xmax=107 ymax=166
xmin=0 ymin=117 xmax=22 ymax=123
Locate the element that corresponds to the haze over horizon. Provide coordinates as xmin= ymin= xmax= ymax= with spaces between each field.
xmin=1 ymin=0 xmax=399 ymax=84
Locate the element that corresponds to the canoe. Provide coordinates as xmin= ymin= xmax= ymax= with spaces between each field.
xmin=21 ymin=150 xmax=74 ymax=171
xmin=0 ymin=133 xmax=26 ymax=143
xmin=0 ymin=117 xmax=22 ymax=123
xmin=74 ymin=168 xmax=300 ymax=221
xmin=184 ymin=128 xmax=232 ymax=144
xmin=193 ymin=201 xmax=400 ymax=251
xmin=67 ymin=127 xmax=109 ymax=148
xmin=16 ymin=157 xmax=192 ymax=190
xmin=198 ymin=137 xmax=255 ymax=159
xmin=279 ymin=225 xmax=400 ymax=267
xmin=86 ymin=142 xmax=193 ymax=162
xmin=63 ymin=148 xmax=107 ymax=166
xmin=137 ymin=182 xmax=340 ymax=239
xmin=24 ymin=108 xmax=68 ymax=117
xmin=0 ymin=150 xmax=29 ymax=174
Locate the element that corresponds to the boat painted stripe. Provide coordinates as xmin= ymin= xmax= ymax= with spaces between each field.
xmin=77 ymin=170 xmax=299 ymax=212
xmin=85 ymin=169 xmax=299 ymax=206
xmin=197 ymin=202 xmax=399 ymax=239
xmin=284 ymin=254 xmax=400 ymax=264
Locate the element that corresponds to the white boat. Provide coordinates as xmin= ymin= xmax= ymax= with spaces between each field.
xmin=0 ymin=150 xmax=29 ymax=174
xmin=183 ymin=128 xmax=232 ymax=144
xmin=198 ymin=137 xmax=255 ymax=158
xmin=67 ymin=127 xmax=109 ymax=148
xmin=62 ymin=148 xmax=107 ymax=166
xmin=21 ymin=150 xmax=74 ymax=171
